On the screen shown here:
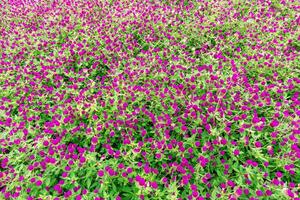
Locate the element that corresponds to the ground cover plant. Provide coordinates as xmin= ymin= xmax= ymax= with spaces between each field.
xmin=0 ymin=0 xmax=299 ymax=199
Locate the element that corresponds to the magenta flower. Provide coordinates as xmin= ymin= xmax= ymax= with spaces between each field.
xmin=254 ymin=141 xmax=262 ymax=148
xmin=97 ymin=170 xmax=104 ymax=177
xmin=275 ymin=171 xmax=283 ymax=178
xmin=270 ymin=120 xmax=279 ymax=127
xmin=35 ymin=180 xmax=43 ymax=186
xmin=151 ymin=181 xmax=158 ymax=189
xmin=265 ymin=190 xmax=272 ymax=196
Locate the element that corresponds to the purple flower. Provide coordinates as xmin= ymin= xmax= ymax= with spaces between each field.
xmin=255 ymin=141 xmax=262 ymax=148
xmin=256 ymin=190 xmax=263 ymax=196
xmin=265 ymin=190 xmax=272 ymax=196
xmin=275 ymin=171 xmax=283 ymax=178
xmin=97 ymin=170 xmax=104 ymax=177
xmin=151 ymin=181 xmax=158 ymax=189
xmin=35 ymin=180 xmax=43 ymax=186
xmin=270 ymin=120 xmax=279 ymax=127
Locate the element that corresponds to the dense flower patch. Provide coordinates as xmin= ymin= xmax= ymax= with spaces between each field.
xmin=0 ymin=0 xmax=299 ymax=199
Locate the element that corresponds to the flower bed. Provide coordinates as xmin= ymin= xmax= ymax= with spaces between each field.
xmin=0 ymin=0 xmax=299 ymax=199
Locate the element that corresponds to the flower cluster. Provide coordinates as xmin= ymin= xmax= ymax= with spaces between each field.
xmin=0 ymin=0 xmax=299 ymax=199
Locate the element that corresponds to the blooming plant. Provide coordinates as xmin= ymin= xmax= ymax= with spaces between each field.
xmin=0 ymin=0 xmax=299 ymax=199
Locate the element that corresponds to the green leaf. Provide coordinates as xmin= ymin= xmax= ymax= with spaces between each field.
xmin=87 ymin=179 xmax=92 ymax=189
